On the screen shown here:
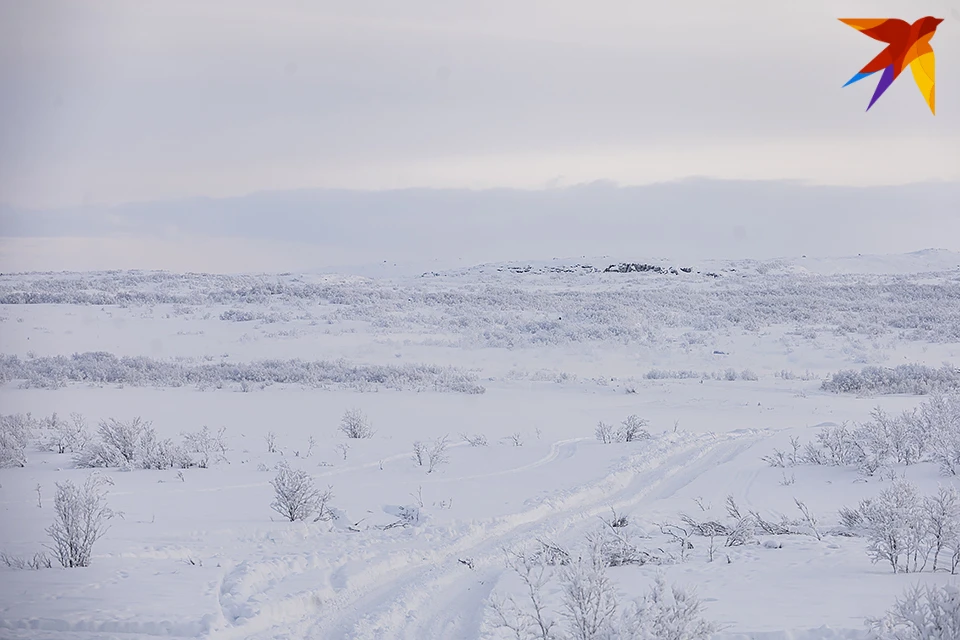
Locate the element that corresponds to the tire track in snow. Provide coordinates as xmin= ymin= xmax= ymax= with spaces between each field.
xmin=206 ymin=430 xmax=770 ymax=639
xmin=332 ymin=431 xmax=768 ymax=640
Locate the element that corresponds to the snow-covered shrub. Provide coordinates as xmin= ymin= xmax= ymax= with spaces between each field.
xmin=922 ymin=395 xmax=960 ymax=475
xmin=822 ymin=364 xmax=960 ymax=396
xmin=181 ymin=426 xmax=228 ymax=468
xmin=860 ymin=480 xmax=928 ymax=573
xmin=618 ymin=416 xmax=651 ymax=443
xmin=924 ymin=486 xmax=960 ymax=574
xmin=867 ymin=583 xmax=960 ymax=640
xmin=339 ymin=408 xmax=374 ymax=439
xmin=0 ymin=352 xmax=486 ymax=394
xmin=0 ymin=413 xmax=35 ymax=467
xmin=558 ymin=536 xmax=620 ymax=640
xmin=269 ymin=463 xmax=333 ymax=522
xmin=808 ymin=422 xmax=862 ymax=466
xmin=79 ymin=417 xmax=150 ymax=467
xmin=39 ymin=412 xmax=90 ymax=454
xmin=75 ymin=417 xmax=195 ymax=469
xmin=620 ymin=574 xmax=718 ymax=640
xmin=44 ymin=475 xmax=114 ymax=568
xmin=136 ymin=429 xmax=193 ymax=470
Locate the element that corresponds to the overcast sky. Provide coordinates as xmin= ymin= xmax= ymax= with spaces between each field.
xmin=0 ymin=0 xmax=958 ymax=272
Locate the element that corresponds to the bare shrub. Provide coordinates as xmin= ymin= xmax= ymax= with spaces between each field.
xmin=461 ymin=433 xmax=488 ymax=447
xmin=0 ymin=413 xmax=35 ymax=467
xmin=44 ymin=475 xmax=114 ymax=568
xmin=0 ymin=551 xmax=53 ymax=570
xmin=269 ymin=463 xmax=333 ymax=522
xmin=595 ymin=421 xmax=616 ymax=444
xmin=339 ymin=408 xmax=375 ymax=439
xmin=490 ymin=552 xmax=560 ymax=640
xmin=794 ymin=498 xmax=822 ymax=541
xmin=510 ymin=432 xmax=524 ymax=447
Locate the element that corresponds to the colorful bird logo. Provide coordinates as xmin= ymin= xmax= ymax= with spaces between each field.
xmin=840 ymin=17 xmax=943 ymax=114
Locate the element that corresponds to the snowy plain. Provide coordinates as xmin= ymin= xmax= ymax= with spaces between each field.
xmin=2 ymin=249 xmax=960 ymax=639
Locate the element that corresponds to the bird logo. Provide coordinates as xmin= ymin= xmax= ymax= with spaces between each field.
xmin=840 ymin=17 xmax=943 ymax=114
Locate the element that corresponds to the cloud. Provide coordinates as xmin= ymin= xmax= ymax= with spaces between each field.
xmin=2 ymin=180 xmax=958 ymax=272
xmin=1 ymin=0 xmax=957 ymax=208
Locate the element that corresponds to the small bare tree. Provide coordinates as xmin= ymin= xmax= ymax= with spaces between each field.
xmin=412 ymin=440 xmax=427 ymax=466
xmin=490 ymin=551 xmax=560 ymax=640
xmin=923 ymin=485 xmax=960 ymax=572
xmin=428 ymin=435 xmax=450 ymax=473
xmin=44 ymin=475 xmax=114 ymax=568
xmin=265 ymin=431 xmax=278 ymax=453
xmin=339 ymin=408 xmax=375 ymax=439
xmin=270 ymin=463 xmax=332 ymax=522
xmin=595 ymin=421 xmax=616 ymax=444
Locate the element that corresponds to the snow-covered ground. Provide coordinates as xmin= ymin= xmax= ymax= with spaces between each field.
xmin=2 ymin=251 xmax=960 ymax=639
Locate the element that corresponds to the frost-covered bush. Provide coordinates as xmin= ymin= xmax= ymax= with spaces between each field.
xmin=270 ymin=463 xmax=333 ymax=522
xmin=181 ymin=426 xmax=228 ymax=468
xmin=0 ymin=413 xmax=35 ymax=468
xmin=75 ymin=417 xmax=194 ymax=470
xmin=489 ymin=536 xmax=715 ymax=640
xmin=0 ymin=352 xmax=485 ymax=394
xmin=867 ymin=583 xmax=960 ymax=640
xmin=621 ymin=574 xmax=718 ymax=640
xmin=795 ymin=396 xmax=960 ymax=476
xmin=39 ymin=413 xmax=90 ymax=455
xmin=5 ymin=268 xmax=960 ymax=348
xmin=921 ymin=396 xmax=960 ymax=476
xmin=860 ymin=480 xmax=929 ymax=573
xmin=618 ymin=416 xmax=651 ymax=443
xmin=558 ymin=538 xmax=620 ymax=640
xmin=44 ymin=475 xmax=114 ymax=568
xmin=339 ymin=408 xmax=375 ymax=439
xmin=822 ymin=364 xmax=960 ymax=396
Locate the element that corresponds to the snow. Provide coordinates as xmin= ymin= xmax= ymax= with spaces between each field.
xmin=1 ymin=252 xmax=960 ymax=639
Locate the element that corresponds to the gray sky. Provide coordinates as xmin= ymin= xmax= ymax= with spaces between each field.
xmin=1 ymin=0 xmax=958 ymax=271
